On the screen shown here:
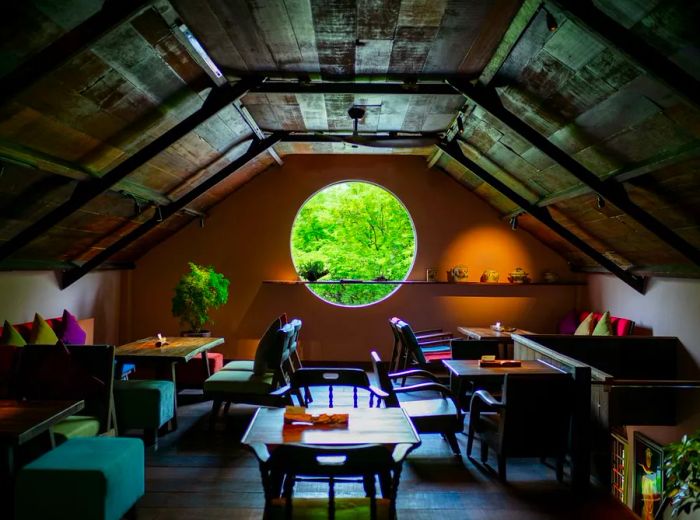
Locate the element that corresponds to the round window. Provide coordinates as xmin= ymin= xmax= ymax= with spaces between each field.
xmin=291 ymin=181 xmax=416 ymax=307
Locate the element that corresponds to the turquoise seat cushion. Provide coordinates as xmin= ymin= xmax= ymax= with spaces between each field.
xmin=15 ymin=436 xmax=144 ymax=520
xmin=204 ymin=369 xmax=274 ymax=394
xmin=221 ymin=360 xmax=254 ymax=371
xmin=52 ymin=415 xmax=101 ymax=441
xmin=113 ymin=379 xmax=174 ymax=430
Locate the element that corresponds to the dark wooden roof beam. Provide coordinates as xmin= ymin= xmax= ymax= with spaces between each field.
xmin=254 ymin=81 xmax=458 ymax=96
xmin=0 ymin=0 xmax=153 ymax=101
xmin=552 ymin=0 xmax=700 ymax=106
xmin=439 ymin=139 xmax=646 ymax=294
xmin=447 ymin=79 xmax=700 ymax=266
xmin=61 ymin=132 xmax=283 ymax=288
xmin=0 ymin=77 xmax=262 ymax=262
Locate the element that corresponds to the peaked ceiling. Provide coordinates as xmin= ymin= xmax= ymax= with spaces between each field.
xmin=0 ymin=0 xmax=698 ymax=291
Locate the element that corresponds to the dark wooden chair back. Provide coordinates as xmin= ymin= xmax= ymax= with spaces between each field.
xmin=395 ymin=320 xmax=428 ymax=365
xmin=287 ymin=368 xmax=382 ymax=408
xmin=500 ymin=373 xmax=572 ymax=456
xmin=388 ymin=317 xmax=403 ymax=372
xmin=16 ymin=344 xmax=115 ymax=432
xmin=370 ymin=351 xmax=400 ymax=407
xmin=450 ymin=339 xmax=500 ymax=360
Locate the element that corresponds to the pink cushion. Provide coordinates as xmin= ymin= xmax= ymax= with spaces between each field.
xmin=175 ymin=352 xmax=224 ymax=387
xmin=424 ymin=351 xmax=452 ymax=361
xmin=577 ymin=311 xmax=634 ymax=336
xmin=558 ymin=310 xmax=579 ymax=334
xmin=1 ymin=317 xmax=63 ymax=342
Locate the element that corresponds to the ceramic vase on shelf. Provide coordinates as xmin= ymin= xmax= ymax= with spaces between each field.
xmin=507 ymin=267 xmax=530 ymax=284
xmin=480 ymin=269 xmax=499 ymax=283
xmin=447 ymin=265 xmax=468 ymax=283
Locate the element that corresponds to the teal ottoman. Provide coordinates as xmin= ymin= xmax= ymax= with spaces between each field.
xmin=114 ymin=379 xmax=175 ymax=449
xmin=15 ymin=437 xmax=144 ymax=520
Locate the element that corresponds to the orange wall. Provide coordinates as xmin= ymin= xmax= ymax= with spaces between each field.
xmin=127 ymin=155 xmax=579 ymax=361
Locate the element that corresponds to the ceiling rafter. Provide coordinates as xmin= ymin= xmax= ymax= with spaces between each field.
xmin=438 ymin=139 xmax=646 ymax=293
xmin=61 ymin=133 xmax=283 ymax=288
xmin=552 ymin=0 xmax=700 ymax=106
xmin=0 ymin=0 xmax=153 ymax=101
xmin=0 ymin=77 xmax=262 ymax=263
xmin=446 ymin=79 xmax=700 ymax=266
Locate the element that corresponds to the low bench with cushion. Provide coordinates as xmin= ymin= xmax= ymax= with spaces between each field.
xmin=113 ymin=379 xmax=175 ymax=449
xmin=15 ymin=436 xmax=144 ymax=520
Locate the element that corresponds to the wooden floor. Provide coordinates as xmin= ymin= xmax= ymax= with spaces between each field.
xmin=135 ymin=392 xmax=638 ymax=520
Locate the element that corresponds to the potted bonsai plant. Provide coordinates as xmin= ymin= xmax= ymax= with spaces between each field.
xmin=662 ymin=429 xmax=700 ymax=518
xmin=171 ymin=262 xmax=229 ymax=336
xmin=298 ymin=259 xmax=329 ymax=282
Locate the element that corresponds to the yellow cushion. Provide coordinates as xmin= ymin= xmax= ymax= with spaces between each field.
xmin=203 ymin=369 xmax=274 ymax=394
xmin=51 ymin=415 xmax=100 ymax=441
xmin=574 ymin=313 xmax=595 ymax=335
xmin=268 ymin=497 xmax=391 ymax=519
xmin=592 ymin=311 xmax=612 ymax=336
xmin=29 ymin=313 xmax=59 ymax=344
xmin=1 ymin=320 xmax=26 ymax=346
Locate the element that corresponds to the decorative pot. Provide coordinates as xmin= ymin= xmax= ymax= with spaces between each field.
xmin=447 ymin=265 xmax=468 ymax=283
xmin=507 ymin=267 xmax=530 ymax=284
xmin=181 ymin=330 xmax=212 ymax=337
xmin=480 ymin=269 xmax=499 ymax=283
xmin=542 ymin=271 xmax=559 ymax=283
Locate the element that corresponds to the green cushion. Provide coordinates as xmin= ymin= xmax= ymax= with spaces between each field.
xmin=52 ymin=415 xmax=101 ymax=441
xmin=204 ymin=369 xmax=274 ymax=394
xmin=15 ymin=437 xmax=144 ymax=520
xmin=222 ymin=360 xmax=255 ymax=371
xmin=113 ymin=379 xmax=175 ymax=430
xmin=253 ymin=315 xmax=284 ymax=375
xmin=1 ymin=320 xmax=26 ymax=346
xmin=268 ymin=497 xmax=391 ymax=519
xmin=592 ymin=310 xmax=613 ymax=336
xmin=29 ymin=313 xmax=59 ymax=344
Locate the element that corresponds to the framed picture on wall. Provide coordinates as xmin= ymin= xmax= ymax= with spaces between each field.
xmin=633 ymin=431 xmax=664 ymax=520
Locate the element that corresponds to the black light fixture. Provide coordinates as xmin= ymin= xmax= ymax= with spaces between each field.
xmin=596 ymin=194 xmax=606 ymax=209
xmin=542 ymin=5 xmax=558 ymax=32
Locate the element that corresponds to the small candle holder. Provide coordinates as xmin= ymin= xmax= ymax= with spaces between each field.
xmin=155 ymin=333 xmax=168 ymax=347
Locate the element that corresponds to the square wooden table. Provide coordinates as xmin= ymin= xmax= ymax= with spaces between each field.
xmin=442 ymin=359 xmax=564 ymax=409
xmin=457 ymin=326 xmax=532 ymax=359
xmin=0 ymin=400 xmax=84 ymax=476
xmin=241 ymin=407 xmax=421 ymax=449
xmin=115 ymin=336 xmax=224 ymax=429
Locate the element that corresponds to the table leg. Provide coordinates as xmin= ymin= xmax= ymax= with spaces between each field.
xmin=450 ymin=374 xmax=468 ymax=411
xmin=202 ymin=351 xmax=212 ymax=380
xmin=169 ymin=362 xmax=178 ymax=431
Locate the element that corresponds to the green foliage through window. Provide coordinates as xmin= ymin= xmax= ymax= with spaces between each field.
xmin=291 ymin=181 xmax=416 ymax=306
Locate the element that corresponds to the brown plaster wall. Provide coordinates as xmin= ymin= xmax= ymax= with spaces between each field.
xmin=127 ymin=155 xmax=578 ymax=362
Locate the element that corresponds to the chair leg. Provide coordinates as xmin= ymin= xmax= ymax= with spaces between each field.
xmin=480 ymin=440 xmax=489 ymax=464
xmin=466 ymin=425 xmax=474 ymax=457
xmin=210 ymin=399 xmax=222 ymax=430
xmin=497 ymin=453 xmax=507 ymax=481
xmin=556 ymin=455 xmax=564 ymax=483
xmin=223 ymin=401 xmax=232 ymax=416
xmin=145 ymin=428 xmax=159 ymax=451
xmin=445 ymin=432 xmax=461 ymax=456
xmin=124 ymin=504 xmax=138 ymax=520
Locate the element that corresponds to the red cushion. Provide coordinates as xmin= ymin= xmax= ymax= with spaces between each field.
xmin=175 ymin=352 xmax=224 ymax=387
xmin=0 ymin=317 xmax=64 ymax=342
xmin=424 ymin=351 xmax=452 ymax=361
xmin=577 ymin=311 xmax=633 ymax=336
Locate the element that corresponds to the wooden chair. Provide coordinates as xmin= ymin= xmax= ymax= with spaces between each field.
xmin=248 ymin=442 xmax=415 ymax=519
xmin=371 ymin=351 xmax=463 ymax=455
xmin=394 ymin=320 xmax=450 ymax=382
xmin=389 ymin=317 xmax=453 ymax=373
xmin=205 ymin=324 xmax=295 ymax=427
xmin=467 ymin=373 xmax=573 ymax=481
xmin=275 ymin=367 xmax=388 ymax=408
xmin=15 ymin=344 xmax=116 ymax=439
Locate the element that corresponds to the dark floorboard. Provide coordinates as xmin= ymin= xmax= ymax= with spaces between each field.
xmin=134 ymin=390 xmax=638 ymax=519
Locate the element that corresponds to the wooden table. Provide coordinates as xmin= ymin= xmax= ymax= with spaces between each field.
xmin=457 ymin=326 xmax=532 ymax=359
xmin=442 ymin=359 xmax=564 ymax=409
xmin=241 ymin=407 xmax=421 ymax=448
xmin=0 ymin=400 xmax=84 ymax=477
xmin=115 ymin=336 xmax=224 ymax=429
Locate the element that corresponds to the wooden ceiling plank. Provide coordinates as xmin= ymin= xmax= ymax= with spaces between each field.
xmin=478 ymin=0 xmax=541 ymax=85
xmin=61 ymin=132 xmax=283 ymax=288
xmin=310 ymin=0 xmax=357 ymax=77
xmin=284 ymin=0 xmax=321 ymax=74
xmin=0 ymin=78 xmax=261 ymax=262
xmin=0 ymin=0 xmax=152 ymax=102
xmin=248 ymin=0 xmax=305 ymax=72
xmin=439 ymin=139 xmax=646 ymax=293
xmin=255 ymin=81 xmax=458 ymax=95
xmin=552 ymin=0 xmax=700 ymax=106
xmin=448 ymin=78 xmax=700 ymax=265
xmin=388 ymin=26 xmax=438 ymax=75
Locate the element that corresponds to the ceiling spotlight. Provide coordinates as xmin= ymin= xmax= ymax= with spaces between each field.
xmin=510 ymin=215 xmax=519 ymax=231
xmin=542 ymin=6 xmax=558 ymax=32
xmin=456 ymin=114 xmax=465 ymax=133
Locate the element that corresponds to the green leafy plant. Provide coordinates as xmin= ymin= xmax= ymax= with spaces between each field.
xmin=171 ymin=262 xmax=229 ymax=332
xmin=298 ymin=259 xmax=329 ymax=282
xmin=664 ymin=429 xmax=700 ymax=517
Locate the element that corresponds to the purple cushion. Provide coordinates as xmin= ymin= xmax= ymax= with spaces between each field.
xmin=59 ymin=309 xmax=87 ymax=344
xmin=558 ymin=309 xmax=579 ymax=334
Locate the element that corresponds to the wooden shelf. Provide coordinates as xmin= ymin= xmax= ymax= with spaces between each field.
xmin=263 ymin=280 xmax=586 ymax=286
